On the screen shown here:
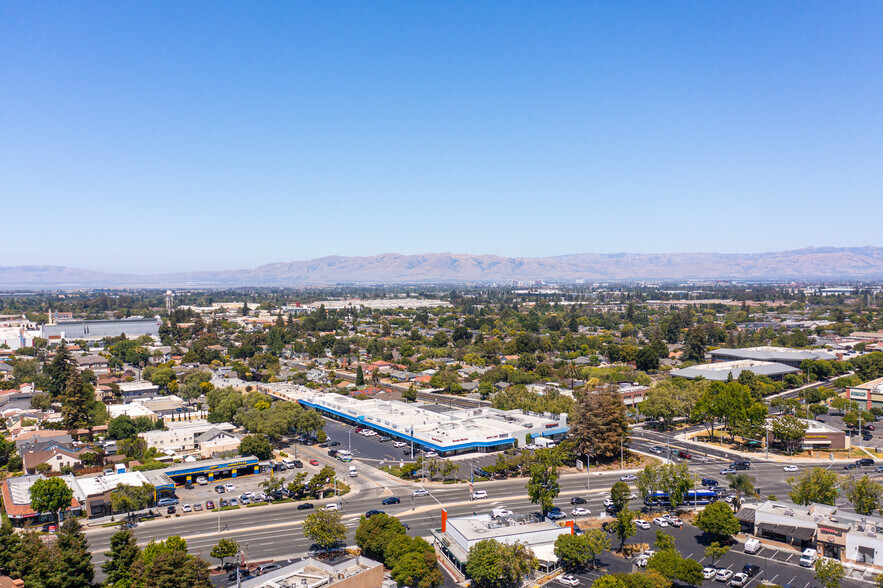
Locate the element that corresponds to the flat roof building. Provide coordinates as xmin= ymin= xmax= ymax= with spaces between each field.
xmin=42 ymin=317 xmax=160 ymax=341
xmin=239 ymin=555 xmax=383 ymax=588
xmin=671 ymin=360 xmax=800 ymax=381
xmin=847 ymin=377 xmax=883 ymax=411
xmin=710 ymin=346 xmax=837 ymax=368
xmin=266 ymin=389 xmax=568 ymax=456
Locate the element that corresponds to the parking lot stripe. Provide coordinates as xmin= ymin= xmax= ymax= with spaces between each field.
xmin=788 ymin=575 xmax=796 ymax=585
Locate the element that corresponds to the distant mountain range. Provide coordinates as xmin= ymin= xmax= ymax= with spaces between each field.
xmin=2 ymin=246 xmax=883 ymax=288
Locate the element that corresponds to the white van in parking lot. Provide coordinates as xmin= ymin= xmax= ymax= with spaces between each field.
xmin=743 ymin=538 xmax=761 ymax=554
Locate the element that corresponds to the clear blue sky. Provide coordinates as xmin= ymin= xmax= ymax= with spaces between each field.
xmin=2 ymin=2 xmax=882 ymax=273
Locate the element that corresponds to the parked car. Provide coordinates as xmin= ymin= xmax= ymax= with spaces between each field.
xmin=729 ymin=573 xmax=748 ymax=587
xmin=220 ymin=499 xmax=230 ymax=508
xmin=653 ymin=517 xmax=669 ymax=527
xmin=635 ymin=519 xmax=651 ymax=529
xmin=743 ymin=564 xmax=760 ymax=577
xmin=701 ymin=478 xmax=719 ymax=487
xmin=666 ymin=517 xmax=683 ymax=527
xmin=703 ymin=568 xmax=718 ymax=580
xmin=329 ymin=440 xmax=340 ymax=446
xmin=293 ymin=460 xmax=303 ymax=468
xmin=715 ymin=569 xmax=734 ymax=582
xmin=206 ymin=500 xmax=215 ymax=509
xmin=224 ymin=483 xmax=235 ymax=492
xmin=256 ymin=563 xmax=281 ymax=576
xmin=181 ymin=504 xmax=192 ymax=513
xmin=393 ymin=441 xmax=407 ymax=448
xmin=559 ymin=575 xmax=580 ymax=587
xmin=471 ymin=490 xmax=488 ymax=500
xmin=166 ymin=506 xmax=176 ymax=514
xmin=378 ymin=436 xmax=391 ymax=442
xmin=425 ymin=451 xmax=439 ymax=458
xmin=157 ymin=497 xmax=179 ymax=507
xmin=572 ymin=507 xmax=590 ymax=516
xmin=571 ymin=497 xmax=587 ymax=505
xmin=193 ymin=503 xmax=203 ymax=511
xmin=229 ymin=498 xmax=239 ymax=507
xmin=297 ymin=503 xmax=314 ymax=510
xmin=196 ymin=476 xmax=207 ymax=485
xmin=382 ymin=497 xmax=401 ymax=505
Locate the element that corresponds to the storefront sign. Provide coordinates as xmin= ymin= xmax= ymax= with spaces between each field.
xmin=850 ymin=390 xmax=868 ymax=399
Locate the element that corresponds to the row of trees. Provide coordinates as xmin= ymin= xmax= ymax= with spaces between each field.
xmin=355 ymin=514 xmax=443 ymax=588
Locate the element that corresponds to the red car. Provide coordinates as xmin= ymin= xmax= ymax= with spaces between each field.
xmin=206 ymin=500 xmax=215 ymax=510
xmin=309 ymin=459 xmax=319 ymax=466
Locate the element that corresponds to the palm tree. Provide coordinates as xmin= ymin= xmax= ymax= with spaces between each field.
xmin=727 ymin=473 xmax=757 ymax=512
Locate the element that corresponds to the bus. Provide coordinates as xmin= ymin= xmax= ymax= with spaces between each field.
xmin=644 ymin=489 xmax=717 ymax=507
xmin=336 ymin=450 xmax=353 ymax=463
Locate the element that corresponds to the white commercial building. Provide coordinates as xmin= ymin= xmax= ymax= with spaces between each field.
xmin=139 ymin=420 xmax=236 ymax=453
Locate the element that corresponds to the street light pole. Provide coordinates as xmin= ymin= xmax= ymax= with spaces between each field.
xmin=586 ymin=454 xmax=591 ymax=491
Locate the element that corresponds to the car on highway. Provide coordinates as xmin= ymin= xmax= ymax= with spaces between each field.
xmin=547 ymin=511 xmax=566 ymax=520
xmin=703 ymin=568 xmax=717 ymax=580
xmin=728 ymin=572 xmax=748 ymax=587
xmin=603 ymin=498 xmax=614 ymax=507
xmin=571 ymin=507 xmax=590 ymax=516
xmin=701 ymin=478 xmax=719 ymax=487
xmin=719 ymin=468 xmax=736 ymax=475
xmin=324 ymin=503 xmax=339 ymax=511
xmin=845 ymin=463 xmax=858 ymax=470
xmin=181 ymin=504 xmax=192 ymax=513
xmin=784 ymin=465 xmax=799 ymax=472
xmin=365 ymin=510 xmax=384 ymax=518
xmin=570 ymin=497 xmax=587 ymax=505
xmin=224 ymin=483 xmax=235 ymax=492
xmin=650 ymin=446 xmax=665 ymax=454
xmin=620 ymin=474 xmax=637 ymax=482
xmin=652 ymin=517 xmax=669 ymax=527
xmin=471 ymin=490 xmax=488 ymax=500
xmin=635 ymin=519 xmax=651 ymax=529
xmin=715 ymin=569 xmax=734 ymax=582
xmin=382 ymin=497 xmax=401 ymax=505
xmin=297 ymin=503 xmax=314 ymax=510
xmin=558 ymin=574 xmax=580 ymax=587
xmin=413 ymin=489 xmax=430 ymax=497
xmin=393 ymin=441 xmax=408 ymax=448
xmin=309 ymin=459 xmax=319 ymax=466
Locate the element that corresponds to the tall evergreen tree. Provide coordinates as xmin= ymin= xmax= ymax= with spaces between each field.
xmin=0 ymin=518 xmax=19 ymax=575
xmin=48 ymin=341 xmax=76 ymax=397
xmin=61 ymin=369 xmax=94 ymax=429
xmin=103 ymin=529 xmax=141 ymax=586
xmin=355 ymin=365 xmax=365 ymax=386
xmin=53 ymin=518 xmax=94 ymax=588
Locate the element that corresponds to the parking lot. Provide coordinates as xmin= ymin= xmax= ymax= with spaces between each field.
xmin=553 ymin=521 xmax=871 ymax=588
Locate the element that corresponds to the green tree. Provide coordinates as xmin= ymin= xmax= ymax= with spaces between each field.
xmin=111 ymin=483 xmax=155 ymax=518
xmin=636 ymin=346 xmax=660 ymax=372
xmin=727 ymin=473 xmax=757 ymax=511
xmin=704 ymin=542 xmax=730 ymax=567
xmin=303 ymin=509 xmax=346 ymax=551
xmin=107 ymin=415 xmax=138 ymax=440
xmin=465 ymin=539 xmax=538 ymax=588
xmin=526 ymin=461 xmax=560 ymax=515
xmin=0 ymin=518 xmax=19 ymax=575
xmin=769 ymin=415 xmax=808 ymax=453
xmin=102 ymin=529 xmax=140 ymax=586
xmin=815 ymin=557 xmax=846 ymax=588
xmin=210 ymin=538 xmax=239 ymax=567
xmin=610 ymin=481 xmax=631 ymax=512
xmin=239 ymin=434 xmax=273 ymax=460
xmin=695 ymin=501 xmax=740 ymax=541
xmin=131 ymin=535 xmax=212 ymax=587
xmin=47 ymin=341 xmax=76 ymax=397
xmin=844 ymin=475 xmax=883 ymax=515
xmin=590 ymin=577 xmax=628 ymax=588
xmin=654 ymin=530 xmax=676 ymax=551
xmin=402 ymin=383 xmax=417 ymax=402
xmin=570 ymin=385 xmax=630 ymax=459
xmin=29 ymin=476 xmax=74 ymax=526
xmin=789 ymin=467 xmax=840 ymax=506
xmin=391 ymin=550 xmax=444 ymax=588
xmin=355 ymin=513 xmax=406 ymax=561
xmin=356 ymin=365 xmax=365 ymax=386
xmin=555 ymin=530 xmax=610 ymax=570
xmin=613 ymin=508 xmax=637 ymax=550
xmin=54 ymin=518 xmax=95 ymax=588
xmin=61 ymin=368 xmax=95 ymax=429
xmin=647 ymin=549 xmax=703 ymax=586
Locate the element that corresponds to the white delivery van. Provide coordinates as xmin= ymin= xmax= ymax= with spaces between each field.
xmin=348 ymin=465 xmax=358 ymax=477
xmin=743 ymin=538 xmax=761 ymax=554
xmin=799 ymin=548 xmax=818 ymax=567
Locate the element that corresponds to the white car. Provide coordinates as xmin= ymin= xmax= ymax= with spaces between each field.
xmin=620 ymin=474 xmax=637 ymax=482
xmin=784 ymin=465 xmax=799 ymax=472
xmin=224 ymin=483 xmax=235 ymax=492
xmin=667 ymin=517 xmax=683 ymax=527
xmin=729 ymin=573 xmax=748 ymax=587
xmin=364 ymin=430 xmax=377 ymax=436
xmin=559 ymin=575 xmax=580 ymax=587
xmin=196 ymin=476 xmax=208 ymax=485
xmin=572 ymin=507 xmax=591 ymax=516
xmin=703 ymin=567 xmax=718 ymax=580
xmin=425 ymin=451 xmax=439 ymax=458
xmin=635 ymin=556 xmax=649 ymax=567
xmin=324 ymin=503 xmax=339 ymax=511
xmin=393 ymin=441 xmax=408 ymax=448
xmin=635 ymin=519 xmax=651 ymax=529
xmin=181 ymin=504 xmax=192 ymax=513
xmin=413 ymin=489 xmax=430 ymax=497
xmin=471 ymin=491 xmax=488 ymax=500
xmin=524 ymin=443 xmax=538 ymax=450
xmin=653 ymin=517 xmax=669 ymax=527
xmin=603 ymin=498 xmax=615 ymax=507
xmin=720 ymin=468 xmax=736 ymax=475
xmin=715 ymin=569 xmax=734 ymax=582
